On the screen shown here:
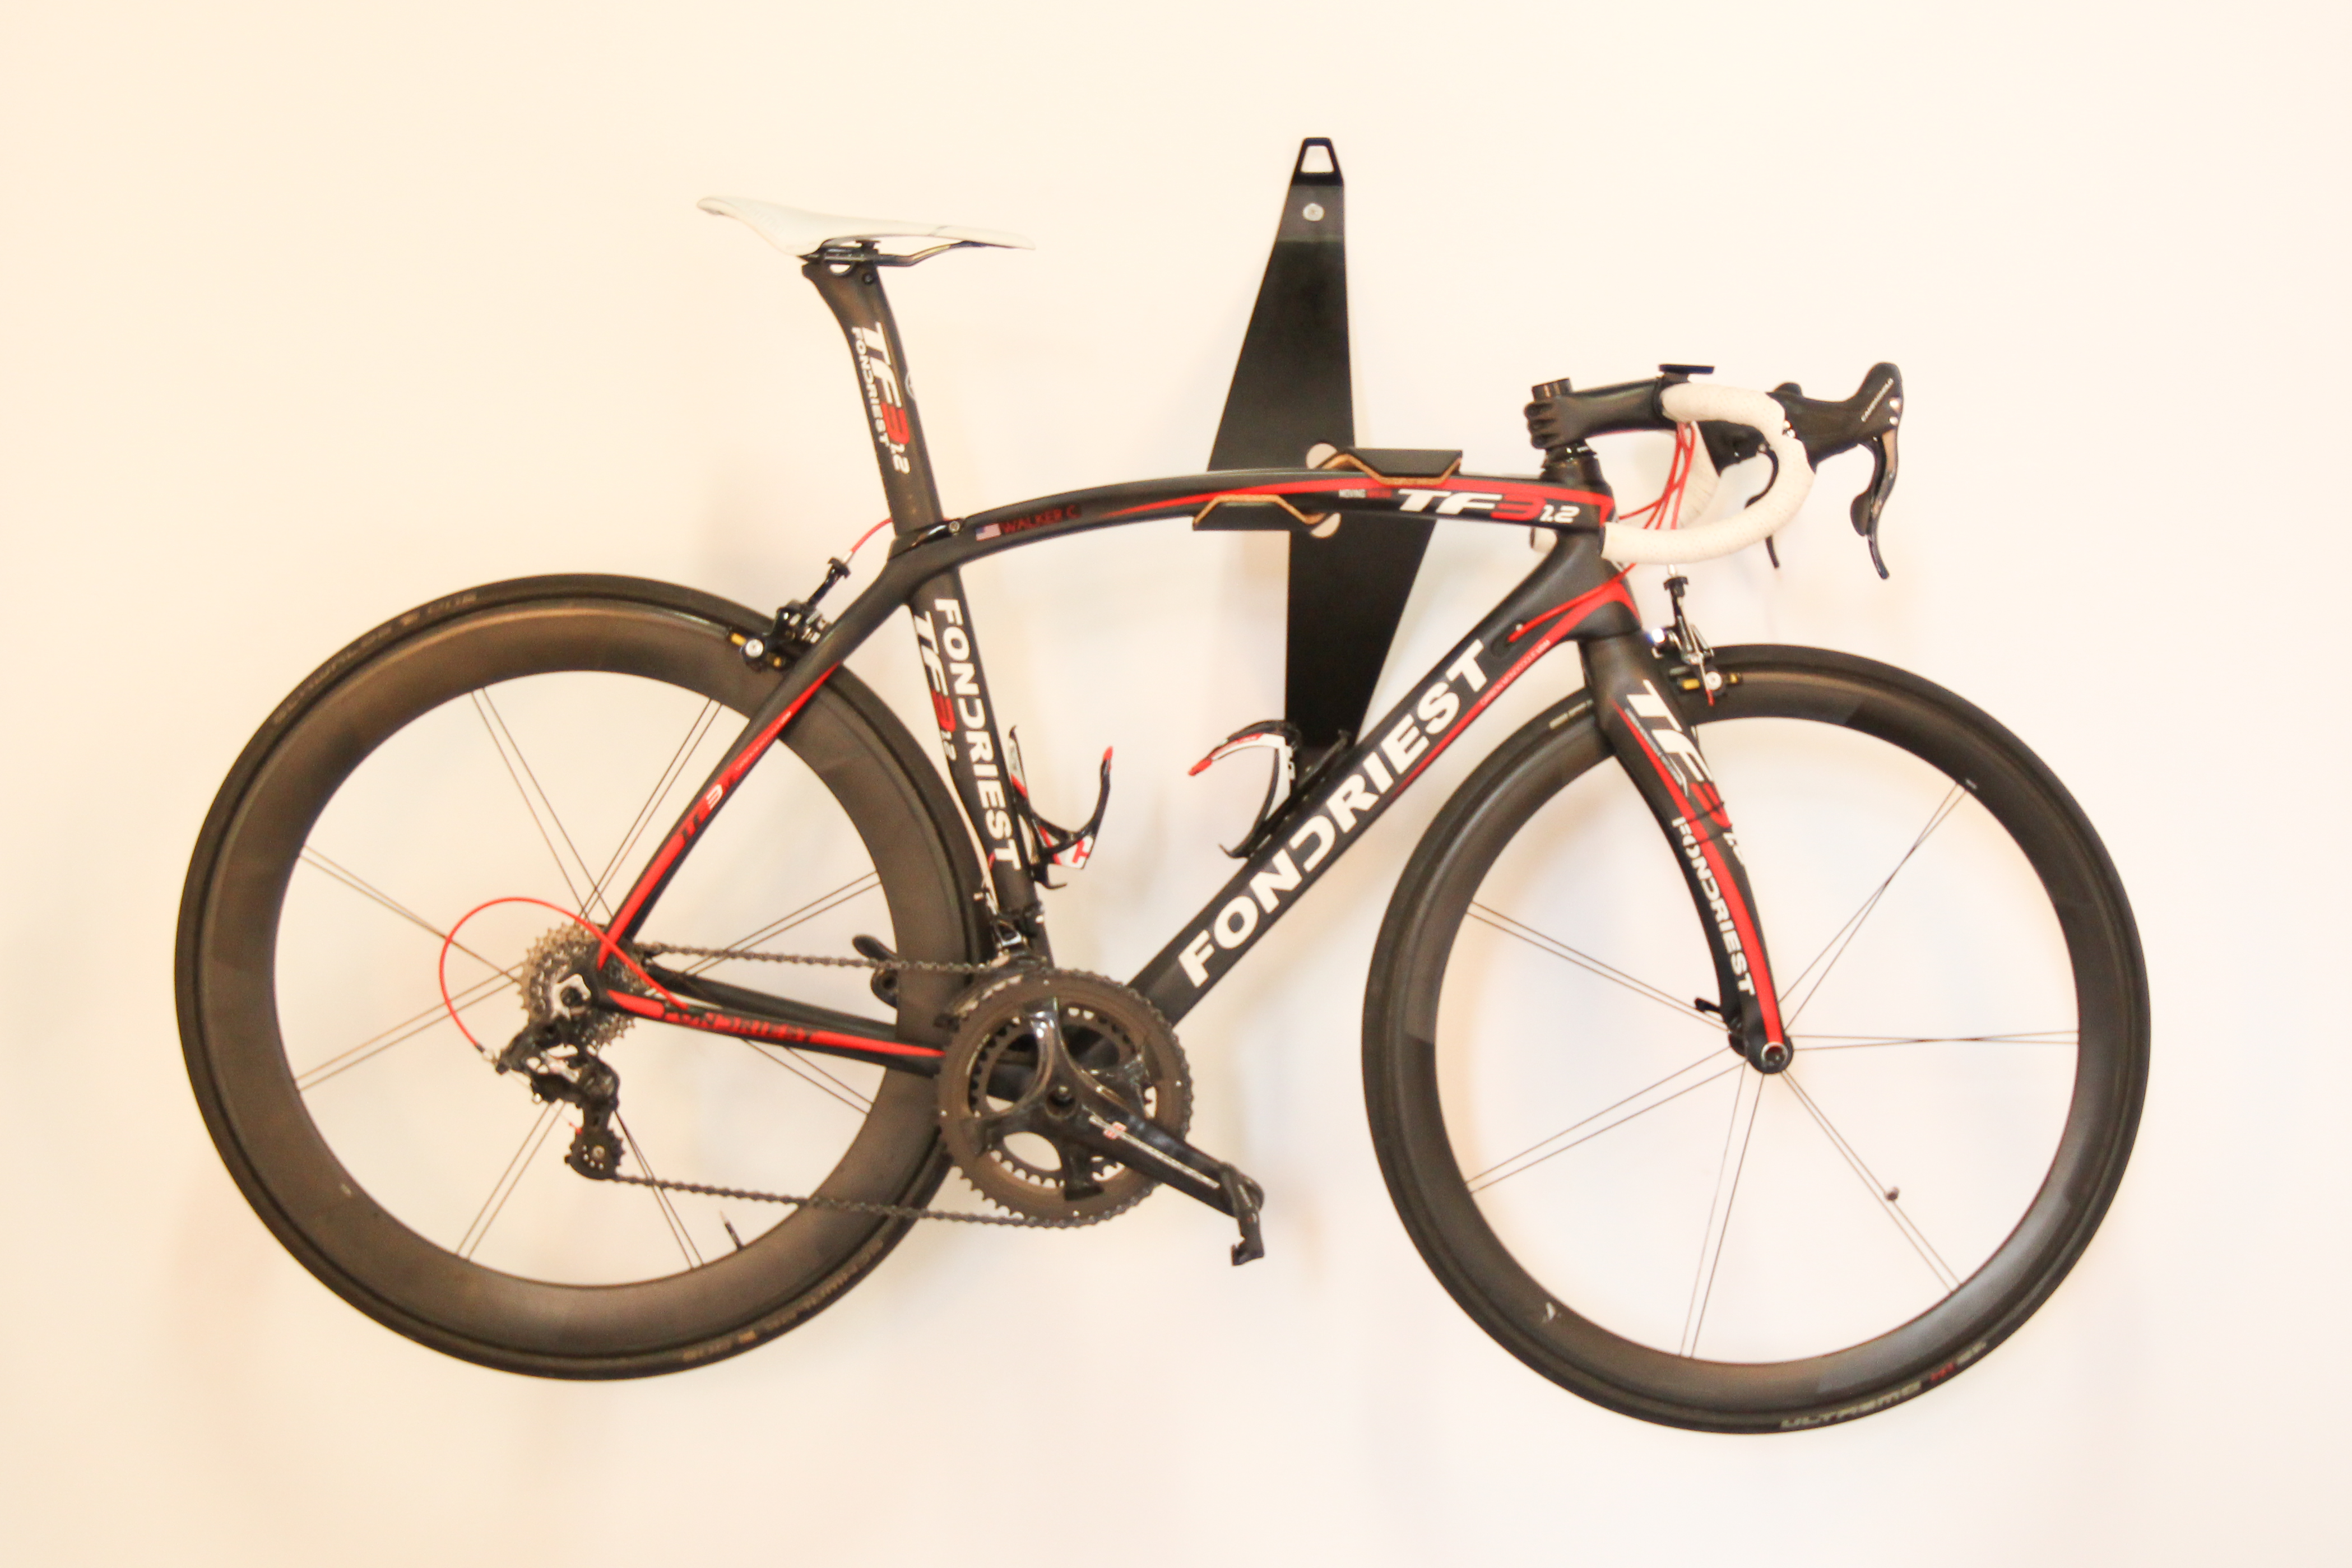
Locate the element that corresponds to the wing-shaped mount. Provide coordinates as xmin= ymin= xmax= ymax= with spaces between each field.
xmin=698 ymin=196 xmax=1034 ymax=265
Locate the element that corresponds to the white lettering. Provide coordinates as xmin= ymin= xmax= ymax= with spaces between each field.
xmin=1290 ymin=815 xmax=1337 ymax=871
xmin=1213 ymin=896 xmax=1259 ymax=949
xmin=1179 ymin=931 xmax=1218 ymax=986
xmin=1651 ymin=725 xmax=1712 ymax=784
xmin=913 ymin=615 xmax=947 ymax=691
xmin=1677 ymin=817 xmax=1756 ymax=996
xmin=1328 ymin=774 xmax=1378 ymax=833
xmin=1249 ymin=851 xmax=1302 ymax=913
xmin=853 ymin=326 xmax=903 ymax=405
xmin=1626 ymin=683 xmax=1676 ymax=722
xmin=1447 ymin=641 xmax=1489 ymax=692
xmin=1416 ymin=682 xmax=1459 ymax=732
xmin=1381 ymin=716 xmax=1428 ymax=773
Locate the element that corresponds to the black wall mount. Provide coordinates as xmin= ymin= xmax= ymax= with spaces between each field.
xmin=1198 ymin=139 xmax=1434 ymax=755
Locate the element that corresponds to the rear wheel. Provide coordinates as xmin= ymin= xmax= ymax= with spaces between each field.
xmin=1364 ymin=646 xmax=2147 ymax=1431
xmin=177 ymin=576 xmax=982 ymax=1376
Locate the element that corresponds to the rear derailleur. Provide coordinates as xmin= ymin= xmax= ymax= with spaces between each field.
xmin=496 ymin=1022 xmax=625 ymax=1178
xmin=495 ymin=926 xmax=634 ymax=1179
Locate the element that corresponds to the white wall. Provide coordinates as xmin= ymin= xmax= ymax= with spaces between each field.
xmin=3 ymin=2 xmax=2345 ymax=1561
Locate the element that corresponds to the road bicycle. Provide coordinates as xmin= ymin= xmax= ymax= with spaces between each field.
xmin=175 ymin=193 xmax=2149 ymax=1433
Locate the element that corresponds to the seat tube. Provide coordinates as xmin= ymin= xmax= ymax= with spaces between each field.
xmin=1582 ymin=631 xmax=1792 ymax=1070
xmin=802 ymin=258 xmax=945 ymax=535
xmin=906 ymin=567 xmax=1046 ymax=937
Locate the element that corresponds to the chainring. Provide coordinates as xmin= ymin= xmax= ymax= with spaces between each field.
xmin=936 ymin=970 xmax=1191 ymax=1224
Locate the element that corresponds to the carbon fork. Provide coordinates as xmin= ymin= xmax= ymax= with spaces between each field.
xmin=1583 ymin=631 xmax=1792 ymax=1071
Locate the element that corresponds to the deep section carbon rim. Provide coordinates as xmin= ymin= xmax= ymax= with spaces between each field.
xmin=1364 ymin=646 xmax=2146 ymax=1431
xmin=178 ymin=579 xmax=976 ymax=1376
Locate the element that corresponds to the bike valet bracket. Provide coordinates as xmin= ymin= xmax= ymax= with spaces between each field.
xmin=1193 ymin=140 xmax=1447 ymax=847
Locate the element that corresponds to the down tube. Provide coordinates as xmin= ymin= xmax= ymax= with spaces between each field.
xmin=1133 ymin=531 xmax=1637 ymax=1023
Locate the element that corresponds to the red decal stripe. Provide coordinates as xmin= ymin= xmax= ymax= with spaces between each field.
xmin=1101 ymin=476 xmax=1615 ymax=524
xmin=1395 ymin=574 xmax=1635 ymax=794
xmin=605 ymin=991 xmax=942 ymax=1059
xmin=1509 ymin=570 xmax=1635 ymax=644
xmin=608 ymin=664 xmax=838 ymax=936
xmin=1617 ymin=713 xmax=1788 ymax=1043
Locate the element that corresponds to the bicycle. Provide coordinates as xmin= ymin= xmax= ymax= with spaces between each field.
xmin=174 ymin=192 xmax=2149 ymax=1433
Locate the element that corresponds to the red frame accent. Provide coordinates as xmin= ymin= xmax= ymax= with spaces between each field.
xmin=605 ymin=664 xmax=839 ymax=936
xmin=1393 ymin=572 xmax=1636 ymax=793
xmin=1614 ymin=709 xmax=1789 ymax=1047
xmin=604 ymin=991 xmax=942 ymax=1059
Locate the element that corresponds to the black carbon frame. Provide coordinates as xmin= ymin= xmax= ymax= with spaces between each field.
xmin=590 ymin=257 xmax=1780 ymax=1070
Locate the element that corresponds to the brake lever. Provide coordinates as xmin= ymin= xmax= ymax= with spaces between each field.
xmin=1853 ymin=422 xmax=1899 ymax=579
xmin=1765 ymin=362 xmax=1905 ymax=577
xmin=1669 ymin=364 xmax=1906 ymax=574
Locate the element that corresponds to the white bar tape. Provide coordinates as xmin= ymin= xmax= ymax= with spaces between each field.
xmin=1599 ymin=382 xmax=1813 ymax=565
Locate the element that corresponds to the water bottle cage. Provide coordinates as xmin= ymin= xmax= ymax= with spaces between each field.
xmin=1006 ymin=732 xmax=1113 ymax=884
xmin=1187 ymin=718 xmax=1363 ymax=861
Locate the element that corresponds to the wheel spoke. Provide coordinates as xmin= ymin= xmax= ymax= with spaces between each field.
xmin=586 ymin=697 xmax=725 ymax=916
xmin=1469 ymin=1049 xmax=1741 ymax=1190
xmin=458 ymin=1101 xmax=564 ymax=1260
xmin=1681 ymin=1067 xmax=1764 ymax=1357
xmin=1781 ymin=1068 xmax=1959 ymax=1292
xmin=744 ymin=1042 xmax=874 ymax=1114
xmin=472 ymin=688 xmax=604 ymax=920
xmin=1467 ymin=903 xmax=1717 ymax=1028
xmin=1790 ymin=1029 xmax=2076 ymax=1051
xmin=672 ymin=871 xmax=884 ymax=976
xmin=294 ymin=969 xmax=517 ymax=1090
xmin=299 ymin=847 xmax=519 ymax=982
xmin=1779 ymin=783 xmax=1965 ymax=1024
xmin=615 ymin=1115 xmax=702 ymax=1268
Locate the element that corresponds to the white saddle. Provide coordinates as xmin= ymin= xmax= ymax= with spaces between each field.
xmin=698 ymin=196 xmax=1034 ymax=258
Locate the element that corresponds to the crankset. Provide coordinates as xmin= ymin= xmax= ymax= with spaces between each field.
xmin=938 ymin=970 xmax=1266 ymax=1264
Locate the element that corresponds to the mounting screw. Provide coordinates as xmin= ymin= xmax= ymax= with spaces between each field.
xmin=740 ymin=636 xmax=767 ymax=665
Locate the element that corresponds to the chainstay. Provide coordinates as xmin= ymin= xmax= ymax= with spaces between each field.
xmin=607 ymin=944 xmax=1098 ymax=1228
xmin=635 ymin=942 xmax=1006 ymax=976
xmin=595 ymin=1170 xmax=1097 ymax=1228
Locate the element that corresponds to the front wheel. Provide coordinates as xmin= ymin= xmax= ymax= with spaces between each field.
xmin=1364 ymin=646 xmax=2147 ymax=1432
xmin=177 ymin=576 xmax=984 ymax=1377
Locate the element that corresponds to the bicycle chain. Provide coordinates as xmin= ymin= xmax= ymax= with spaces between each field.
xmin=593 ymin=941 xmax=1100 ymax=1230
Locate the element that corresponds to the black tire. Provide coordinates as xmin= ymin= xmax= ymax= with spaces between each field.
xmin=177 ymin=576 xmax=985 ymax=1377
xmin=1364 ymin=646 xmax=2147 ymax=1432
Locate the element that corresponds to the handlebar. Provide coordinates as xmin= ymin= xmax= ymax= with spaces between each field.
xmin=1618 ymin=382 xmax=1813 ymax=565
xmin=1525 ymin=363 xmax=1904 ymax=575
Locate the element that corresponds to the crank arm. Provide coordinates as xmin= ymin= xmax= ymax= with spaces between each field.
xmin=1010 ymin=1007 xmax=1265 ymax=1263
xmin=1065 ymin=1105 xmax=1267 ymax=1266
